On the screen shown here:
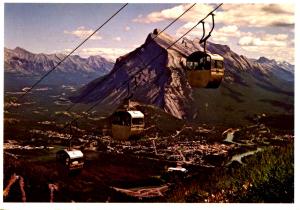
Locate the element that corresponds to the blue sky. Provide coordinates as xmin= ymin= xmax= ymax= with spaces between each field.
xmin=4 ymin=3 xmax=294 ymax=63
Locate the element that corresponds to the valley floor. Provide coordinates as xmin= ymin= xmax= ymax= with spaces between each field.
xmin=3 ymin=111 xmax=294 ymax=202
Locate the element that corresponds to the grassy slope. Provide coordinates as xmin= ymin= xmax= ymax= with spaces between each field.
xmin=192 ymin=71 xmax=294 ymax=126
xmin=165 ymin=143 xmax=294 ymax=203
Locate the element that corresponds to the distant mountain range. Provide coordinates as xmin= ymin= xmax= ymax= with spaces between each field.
xmin=70 ymin=29 xmax=294 ymax=125
xmin=4 ymin=47 xmax=114 ymax=87
xmin=256 ymin=56 xmax=294 ymax=82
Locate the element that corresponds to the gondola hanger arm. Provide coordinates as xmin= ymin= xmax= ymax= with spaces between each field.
xmin=199 ymin=21 xmax=205 ymax=43
xmin=200 ymin=13 xmax=215 ymax=44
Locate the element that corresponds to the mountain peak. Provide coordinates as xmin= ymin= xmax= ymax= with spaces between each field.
xmin=257 ymin=56 xmax=280 ymax=64
xmin=257 ymin=56 xmax=271 ymax=63
xmin=14 ymin=46 xmax=31 ymax=54
xmin=144 ymin=29 xmax=175 ymax=49
xmin=206 ymin=42 xmax=231 ymax=56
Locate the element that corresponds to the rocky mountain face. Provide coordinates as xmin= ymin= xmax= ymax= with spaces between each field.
xmin=4 ymin=47 xmax=114 ymax=86
xmin=71 ymin=29 xmax=294 ymax=124
xmin=256 ymin=56 xmax=294 ymax=82
xmin=71 ymin=31 xmax=195 ymax=118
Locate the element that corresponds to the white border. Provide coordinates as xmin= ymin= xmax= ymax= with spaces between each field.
xmin=1 ymin=0 xmax=298 ymax=210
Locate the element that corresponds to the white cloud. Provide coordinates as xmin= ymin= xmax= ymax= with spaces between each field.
xmin=176 ymin=22 xmax=240 ymax=44
xmin=218 ymin=4 xmax=294 ymax=28
xmin=64 ymin=26 xmax=102 ymax=40
xmin=137 ymin=3 xmax=293 ymax=51
xmin=211 ymin=36 xmax=228 ymax=43
xmin=133 ymin=4 xmax=213 ymax=24
xmin=218 ymin=25 xmax=240 ymax=36
xmin=176 ymin=22 xmax=212 ymax=40
xmin=238 ymin=32 xmax=294 ymax=63
xmin=238 ymin=33 xmax=289 ymax=47
xmin=134 ymin=3 xmax=294 ymax=28
xmin=210 ymin=25 xmax=241 ymax=44
xmin=267 ymin=34 xmax=289 ymax=41
xmin=64 ymin=47 xmax=131 ymax=60
xmin=132 ymin=44 xmax=140 ymax=48
xmin=113 ymin=37 xmax=122 ymax=42
xmin=240 ymin=45 xmax=294 ymax=64
xmin=175 ymin=21 xmax=293 ymax=63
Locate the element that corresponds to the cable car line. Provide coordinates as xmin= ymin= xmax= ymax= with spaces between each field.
xmin=84 ymin=3 xmax=223 ymax=110
xmin=53 ymin=2 xmax=197 ymax=130
xmin=58 ymin=3 xmax=223 ymax=132
xmin=85 ymin=3 xmax=224 ymax=112
xmin=62 ymin=3 xmax=197 ymax=113
xmin=8 ymin=3 xmax=128 ymax=110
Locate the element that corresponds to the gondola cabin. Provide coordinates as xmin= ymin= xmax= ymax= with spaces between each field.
xmin=111 ymin=110 xmax=145 ymax=140
xmin=186 ymin=51 xmax=224 ymax=88
xmin=56 ymin=149 xmax=84 ymax=171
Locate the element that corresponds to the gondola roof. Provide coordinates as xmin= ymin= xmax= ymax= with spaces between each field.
xmin=127 ymin=110 xmax=144 ymax=118
xmin=187 ymin=51 xmax=224 ymax=61
xmin=59 ymin=149 xmax=84 ymax=159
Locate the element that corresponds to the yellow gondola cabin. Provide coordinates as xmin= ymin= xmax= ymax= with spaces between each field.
xmin=186 ymin=51 xmax=224 ymax=89
xmin=111 ymin=110 xmax=145 ymax=140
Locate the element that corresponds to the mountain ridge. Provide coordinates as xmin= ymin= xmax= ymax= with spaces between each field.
xmin=70 ymin=29 xmax=294 ymax=123
xmin=4 ymin=46 xmax=114 ymax=76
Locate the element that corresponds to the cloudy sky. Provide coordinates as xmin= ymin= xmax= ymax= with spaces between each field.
xmin=4 ymin=3 xmax=294 ymax=63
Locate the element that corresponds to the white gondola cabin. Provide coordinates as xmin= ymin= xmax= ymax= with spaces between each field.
xmin=111 ymin=110 xmax=145 ymax=140
xmin=56 ymin=149 xmax=84 ymax=171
